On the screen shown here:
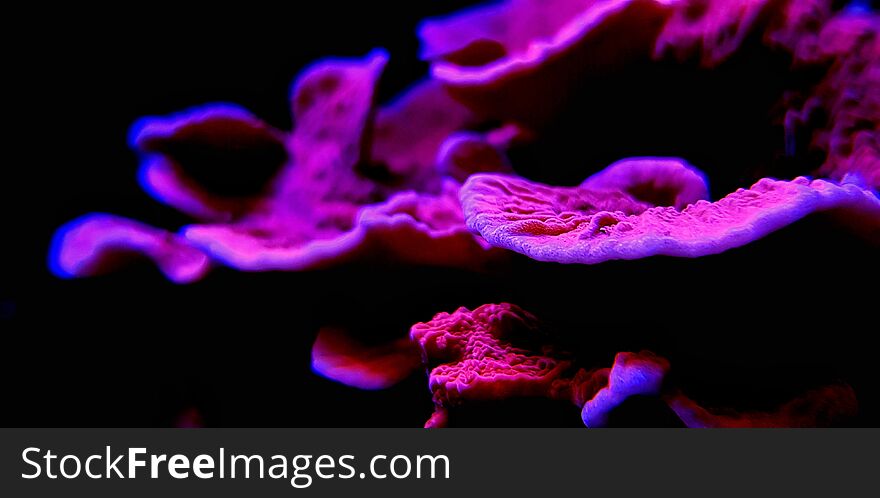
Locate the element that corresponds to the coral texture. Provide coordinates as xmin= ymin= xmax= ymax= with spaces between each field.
xmin=411 ymin=304 xmax=858 ymax=428
xmin=410 ymin=303 xmax=582 ymax=427
xmin=463 ymin=170 xmax=880 ymax=264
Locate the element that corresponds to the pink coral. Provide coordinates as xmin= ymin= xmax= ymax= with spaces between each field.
xmin=654 ymin=0 xmax=775 ymax=66
xmin=435 ymin=124 xmax=522 ymax=182
xmin=409 ymin=303 xmax=676 ymax=427
xmin=580 ymin=157 xmax=710 ymax=209
xmin=46 ymin=0 xmax=877 ymax=429
xmin=580 ymin=351 xmax=671 ymax=427
xmin=130 ymin=103 xmax=286 ymax=222
xmin=423 ymin=0 xmax=879 ymax=190
xmin=666 ymin=385 xmax=858 ymax=428
xmin=51 ymin=51 xmax=507 ymax=280
xmin=369 ymin=80 xmax=477 ymax=186
xmin=777 ymin=10 xmax=880 ymax=189
xmin=410 ymin=303 xmax=581 ymax=427
xmin=411 ymin=303 xmax=858 ymax=428
xmin=311 ymin=327 xmax=423 ymax=391
xmin=49 ymin=214 xmax=210 ymax=284
xmin=658 ymin=1 xmax=880 ymax=188
xmin=462 ymin=167 xmax=880 ymax=264
xmin=419 ymin=0 xmax=675 ymax=126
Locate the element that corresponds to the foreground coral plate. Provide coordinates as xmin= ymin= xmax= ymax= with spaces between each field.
xmin=462 ymin=171 xmax=880 ymax=264
xmin=49 ymin=0 xmax=878 ymax=428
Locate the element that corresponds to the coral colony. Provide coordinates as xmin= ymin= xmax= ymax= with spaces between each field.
xmin=50 ymin=0 xmax=878 ymax=427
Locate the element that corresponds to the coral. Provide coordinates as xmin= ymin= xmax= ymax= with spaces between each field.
xmin=422 ymin=0 xmax=879 ymax=188
xmin=410 ymin=303 xmax=583 ymax=427
xmin=580 ymin=157 xmax=710 ymax=209
xmin=369 ymin=80 xmax=477 ymax=186
xmin=51 ymin=51 xmax=507 ymax=280
xmin=311 ymin=328 xmax=423 ymax=390
xmin=654 ymin=0 xmax=776 ymax=66
xmin=47 ymin=0 xmax=878 ymax=428
xmin=666 ymin=384 xmax=858 ymax=428
xmin=419 ymin=0 xmax=674 ymax=126
xmin=130 ymin=103 xmax=286 ymax=222
xmin=411 ymin=303 xmax=858 ymax=428
xmin=49 ymin=214 xmax=210 ymax=284
xmin=776 ymin=10 xmax=880 ymax=189
xmin=462 ymin=168 xmax=880 ymax=264
xmin=435 ymin=124 xmax=522 ymax=182
xmin=580 ymin=351 xmax=671 ymax=427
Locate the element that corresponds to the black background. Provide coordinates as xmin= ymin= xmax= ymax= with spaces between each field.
xmin=5 ymin=1 xmax=879 ymax=427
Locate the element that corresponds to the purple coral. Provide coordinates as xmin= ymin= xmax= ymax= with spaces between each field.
xmin=311 ymin=327 xmax=423 ymax=391
xmin=411 ymin=303 xmax=858 ymax=428
xmin=420 ymin=0 xmax=674 ymax=126
xmin=462 ymin=168 xmax=880 ymax=264
xmin=50 ymin=214 xmax=210 ymax=284
xmin=45 ymin=0 xmax=878 ymax=429
xmin=52 ymin=51 xmax=506 ymax=279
